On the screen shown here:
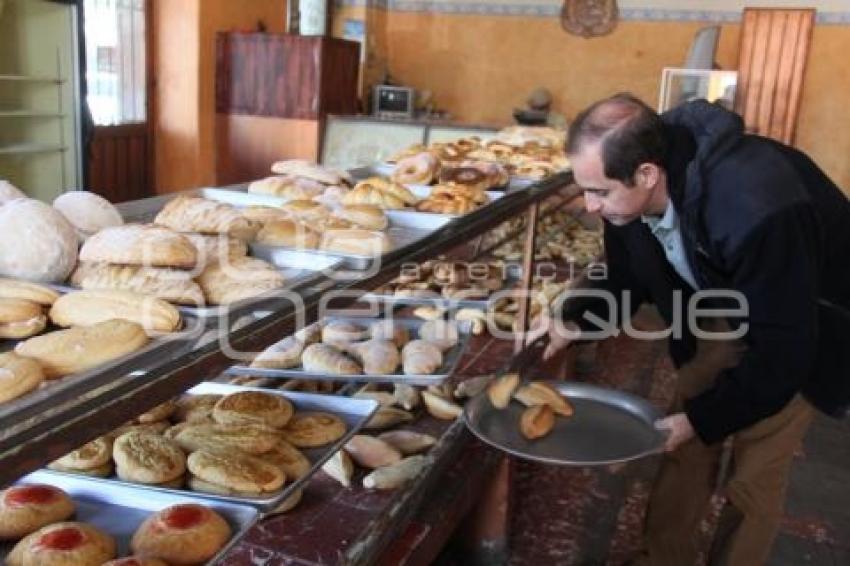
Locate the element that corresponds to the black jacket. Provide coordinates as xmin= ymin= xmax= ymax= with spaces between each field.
xmin=564 ymin=100 xmax=850 ymax=444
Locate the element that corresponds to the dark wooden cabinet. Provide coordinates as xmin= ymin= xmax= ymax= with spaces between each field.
xmin=215 ymin=33 xmax=360 ymax=120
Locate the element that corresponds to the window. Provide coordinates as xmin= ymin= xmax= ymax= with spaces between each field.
xmin=84 ymin=0 xmax=146 ymax=125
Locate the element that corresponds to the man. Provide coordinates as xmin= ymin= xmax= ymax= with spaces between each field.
xmin=532 ymin=93 xmax=850 ymax=565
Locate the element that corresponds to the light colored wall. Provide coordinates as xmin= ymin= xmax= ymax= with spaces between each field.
xmin=334 ymin=3 xmax=850 ymax=193
xmin=153 ymin=0 xmax=286 ymax=193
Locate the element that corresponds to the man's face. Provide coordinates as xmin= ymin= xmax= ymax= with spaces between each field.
xmin=570 ymin=143 xmax=656 ymax=226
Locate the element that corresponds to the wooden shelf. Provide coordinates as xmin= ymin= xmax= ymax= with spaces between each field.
xmin=0 ymin=143 xmax=67 ymax=155
xmin=0 ymin=110 xmax=65 ymax=118
xmin=0 ymin=74 xmax=63 ymax=83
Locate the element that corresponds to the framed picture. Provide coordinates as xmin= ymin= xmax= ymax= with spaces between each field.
xmin=658 ymin=68 xmax=738 ymax=113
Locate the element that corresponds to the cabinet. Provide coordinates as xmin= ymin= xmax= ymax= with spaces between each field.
xmin=0 ymin=0 xmax=83 ymax=201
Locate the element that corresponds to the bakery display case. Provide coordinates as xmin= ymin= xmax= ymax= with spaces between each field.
xmin=0 ymin=127 xmax=601 ymax=563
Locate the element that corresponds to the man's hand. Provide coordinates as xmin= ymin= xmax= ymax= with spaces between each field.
xmin=525 ymin=313 xmax=578 ymax=361
xmin=654 ymin=412 xmax=695 ymax=452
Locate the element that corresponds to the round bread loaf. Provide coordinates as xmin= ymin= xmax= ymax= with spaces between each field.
xmin=113 ymin=431 xmax=186 ymax=484
xmin=187 ymin=449 xmax=285 ymax=493
xmin=53 ymin=191 xmax=123 ymax=243
xmin=50 ymin=437 xmax=113 ymax=472
xmin=7 ymin=521 xmax=116 ymax=566
xmin=212 ymin=391 xmax=294 ymax=428
xmin=130 ymin=503 xmax=231 ymax=565
xmin=0 ymin=199 xmax=78 ymax=283
xmin=281 ymin=411 xmax=347 ymax=447
xmin=0 ymin=484 xmax=75 ymax=540
xmin=0 ymin=352 xmax=45 ymax=404
xmin=0 ymin=180 xmax=26 ymax=205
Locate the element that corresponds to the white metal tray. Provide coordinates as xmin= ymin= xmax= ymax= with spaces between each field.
xmin=42 ymin=383 xmax=377 ymax=512
xmin=226 ymin=317 xmax=473 ymax=386
xmin=2 ymin=469 xmax=259 ymax=563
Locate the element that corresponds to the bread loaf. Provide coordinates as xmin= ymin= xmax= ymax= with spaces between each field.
xmin=197 ymin=257 xmax=285 ymax=305
xmin=0 ymin=198 xmax=78 ymax=283
xmin=15 ymin=319 xmax=149 ymax=378
xmin=320 ymin=229 xmax=389 ymax=256
xmin=80 ymin=224 xmax=198 ymax=269
xmin=155 ymin=196 xmax=260 ymax=241
xmin=70 ymin=262 xmax=205 ymax=306
xmin=49 ymin=289 xmax=182 ymax=333
xmin=53 ymin=191 xmax=124 ymax=242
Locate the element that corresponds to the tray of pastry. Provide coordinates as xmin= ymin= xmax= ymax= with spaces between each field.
xmin=225 ymin=316 xmax=473 ymax=386
xmin=362 ymin=260 xmax=522 ymax=310
xmin=2 ymin=469 xmax=259 ymax=564
xmin=40 ymin=382 xmax=379 ymax=513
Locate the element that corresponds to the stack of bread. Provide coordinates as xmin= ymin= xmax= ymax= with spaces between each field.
xmin=46 ymin=390 xmax=343 ymax=508
xmin=0 ymin=481 xmax=233 ymax=565
xmin=246 ymin=318 xmax=459 ymax=377
xmin=248 ymin=160 xmax=353 ymax=208
xmin=0 ymin=278 xmax=159 ymax=405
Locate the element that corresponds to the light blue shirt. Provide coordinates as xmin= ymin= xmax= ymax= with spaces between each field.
xmin=641 ymin=201 xmax=700 ymax=290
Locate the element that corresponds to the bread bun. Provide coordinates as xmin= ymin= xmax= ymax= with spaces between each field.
xmin=212 ymin=391 xmax=294 ymax=429
xmin=70 ymin=262 xmax=205 ymax=306
xmin=15 ymin=319 xmax=149 ymax=379
xmin=113 ymin=431 xmax=186 ymax=484
xmin=256 ymin=219 xmax=320 ymax=248
xmin=0 ymin=277 xmax=60 ymax=305
xmin=154 ymin=196 xmax=259 ymax=241
xmin=333 ymin=204 xmax=388 ymax=231
xmin=319 ymin=229 xmax=389 ymax=256
xmin=196 ymin=257 xmax=285 ymax=305
xmin=0 ymin=352 xmax=45 ymax=404
xmin=0 ymin=199 xmax=78 ymax=283
xmin=7 ymin=521 xmax=116 ymax=566
xmin=49 ymin=289 xmax=181 ymax=333
xmin=0 ymin=484 xmax=75 ymax=540
xmin=130 ymin=503 xmax=231 ymax=565
xmin=187 ymin=449 xmax=285 ymax=493
xmin=53 ymin=192 xmax=123 ymax=243
xmin=0 ymin=298 xmax=46 ymax=339
xmin=80 ymin=224 xmax=198 ymax=269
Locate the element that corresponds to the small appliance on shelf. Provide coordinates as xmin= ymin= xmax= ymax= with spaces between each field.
xmin=373 ymin=84 xmax=415 ymax=119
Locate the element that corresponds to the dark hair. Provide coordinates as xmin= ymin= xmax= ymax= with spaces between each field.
xmin=567 ymin=93 xmax=667 ymax=186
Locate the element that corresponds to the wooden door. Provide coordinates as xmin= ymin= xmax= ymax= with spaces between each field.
xmin=85 ymin=0 xmax=153 ymax=202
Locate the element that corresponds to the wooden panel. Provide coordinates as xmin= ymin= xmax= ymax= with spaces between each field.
xmin=216 ymin=33 xmax=359 ymax=120
xmin=734 ymin=8 xmax=814 ymax=144
xmin=215 ymin=114 xmax=320 ymax=185
xmin=88 ymin=123 xmax=151 ymax=203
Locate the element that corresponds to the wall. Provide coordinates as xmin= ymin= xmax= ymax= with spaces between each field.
xmin=333 ymin=1 xmax=850 ymax=193
xmin=152 ymin=0 xmax=286 ymax=193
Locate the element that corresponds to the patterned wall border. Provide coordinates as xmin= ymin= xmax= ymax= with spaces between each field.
xmin=334 ymin=0 xmax=850 ymax=24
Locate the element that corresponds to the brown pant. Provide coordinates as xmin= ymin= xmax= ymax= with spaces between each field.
xmin=640 ymin=332 xmax=816 ymax=566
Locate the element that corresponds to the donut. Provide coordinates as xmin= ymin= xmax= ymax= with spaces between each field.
xmin=438 ymin=167 xmax=489 ymax=191
xmin=391 ymin=152 xmax=439 ymax=185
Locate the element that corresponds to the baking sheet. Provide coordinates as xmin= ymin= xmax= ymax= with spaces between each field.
xmin=464 ymin=381 xmax=665 ymax=466
xmin=2 ymin=469 xmax=259 ymax=563
xmin=41 ymin=383 xmax=378 ymax=512
xmin=0 ymin=316 xmax=203 ymax=442
xmin=360 ymin=262 xmax=523 ymax=310
xmin=225 ymin=317 xmax=473 ymax=386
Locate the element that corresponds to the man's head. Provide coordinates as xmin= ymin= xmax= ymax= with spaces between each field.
xmin=567 ymin=93 xmax=668 ymax=225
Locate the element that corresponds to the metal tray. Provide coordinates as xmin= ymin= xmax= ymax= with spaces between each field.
xmin=42 ymin=382 xmax=378 ymax=513
xmin=116 ymin=185 xmax=273 ymax=223
xmin=2 ymin=469 xmax=259 ymax=563
xmin=361 ymin=262 xmax=522 ymax=310
xmin=0 ymin=318 xmax=204 ymax=442
xmin=464 ymin=381 xmax=665 ymax=466
xmin=225 ymin=317 xmax=473 ymax=386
